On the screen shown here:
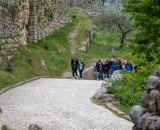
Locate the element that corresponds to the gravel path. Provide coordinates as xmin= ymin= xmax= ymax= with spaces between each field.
xmin=0 ymin=78 xmax=133 ymax=130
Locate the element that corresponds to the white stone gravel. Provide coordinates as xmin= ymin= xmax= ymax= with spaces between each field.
xmin=0 ymin=78 xmax=133 ymax=130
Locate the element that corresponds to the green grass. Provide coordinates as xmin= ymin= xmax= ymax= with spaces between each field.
xmin=107 ymin=60 xmax=159 ymax=113
xmin=70 ymin=8 xmax=93 ymax=45
xmin=77 ymin=26 xmax=132 ymax=65
xmin=0 ymin=9 xmax=80 ymax=89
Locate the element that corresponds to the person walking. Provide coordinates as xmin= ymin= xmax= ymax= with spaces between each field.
xmin=103 ymin=60 xmax=110 ymax=79
xmin=95 ymin=59 xmax=103 ymax=80
xmin=125 ymin=60 xmax=133 ymax=71
xmin=109 ymin=60 xmax=118 ymax=77
xmin=79 ymin=58 xmax=85 ymax=79
xmin=71 ymin=55 xmax=79 ymax=79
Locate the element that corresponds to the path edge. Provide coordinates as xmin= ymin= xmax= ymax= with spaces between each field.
xmin=94 ymin=81 xmax=132 ymax=122
xmin=0 ymin=76 xmax=53 ymax=95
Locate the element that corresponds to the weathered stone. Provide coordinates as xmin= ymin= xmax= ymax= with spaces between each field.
xmin=154 ymin=66 xmax=160 ymax=77
xmin=0 ymin=0 xmax=71 ymax=55
xmin=75 ymin=0 xmax=103 ymax=16
xmin=129 ymin=105 xmax=147 ymax=129
xmin=147 ymin=76 xmax=160 ymax=90
xmin=41 ymin=60 xmax=47 ymax=69
xmin=0 ymin=107 xmax=2 ymax=114
xmin=130 ymin=67 xmax=160 ymax=130
xmin=28 ymin=124 xmax=42 ymax=130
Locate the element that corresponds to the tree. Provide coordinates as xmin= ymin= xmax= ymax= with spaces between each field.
xmin=95 ymin=0 xmax=134 ymax=46
xmin=124 ymin=0 xmax=160 ymax=62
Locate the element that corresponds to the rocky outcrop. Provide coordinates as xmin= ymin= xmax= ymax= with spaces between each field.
xmin=130 ymin=66 xmax=160 ymax=130
xmin=111 ymin=70 xmax=123 ymax=81
xmin=82 ymin=64 xmax=96 ymax=79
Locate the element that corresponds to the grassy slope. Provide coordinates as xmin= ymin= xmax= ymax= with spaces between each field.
xmin=0 ymin=8 xmax=83 ymax=89
xmin=0 ymin=7 xmax=131 ymax=89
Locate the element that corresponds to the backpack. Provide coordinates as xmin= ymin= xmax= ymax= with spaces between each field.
xmin=79 ymin=62 xmax=84 ymax=70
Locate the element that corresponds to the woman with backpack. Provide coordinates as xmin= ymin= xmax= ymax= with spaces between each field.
xmin=79 ymin=58 xmax=85 ymax=79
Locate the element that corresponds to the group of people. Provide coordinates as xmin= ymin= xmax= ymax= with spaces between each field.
xmin=71 ymin=56 xmax=134 ymax=80
xmin=95 ymin=58 xmax=134 ymax=80
xmin=71 ymin=56 xmax=85 ymax=79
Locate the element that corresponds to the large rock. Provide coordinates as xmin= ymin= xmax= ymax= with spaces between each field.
xmin=130 ymin=67 xmax=160 ymax=130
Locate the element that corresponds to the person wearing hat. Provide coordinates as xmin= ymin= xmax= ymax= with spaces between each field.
xmin=79 ymin=58 xmax=85 ymax=79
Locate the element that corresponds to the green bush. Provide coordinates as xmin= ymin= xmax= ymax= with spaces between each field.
xmin=108 ymin=63 xmax=158 ymax=113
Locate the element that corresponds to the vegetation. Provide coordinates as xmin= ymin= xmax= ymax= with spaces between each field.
xmin=102 ymin=0 xmax=160 ymax=113
xmin=95 ymin=0 xmax=134 ymax=46
xmin=108 ymin=56 xmax=158 ymax=113
xmin=124 ymin=0 xmax=160 ymax=62
xmin=70 ymin=8 xmax=93 ymax=45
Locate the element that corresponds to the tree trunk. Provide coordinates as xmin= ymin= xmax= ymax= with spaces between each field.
xmin=120 ymin=32 xmax=126 ymax=46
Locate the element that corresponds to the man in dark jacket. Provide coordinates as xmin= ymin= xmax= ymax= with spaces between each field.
xmin=95 ymin=59 xmax=103 ymax=80
xmin=71 ymin=55 xmax=79 ymax=78
xmin=103 ymin=60 xmax=110 ymax=79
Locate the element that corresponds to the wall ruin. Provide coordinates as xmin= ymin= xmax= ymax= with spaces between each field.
xmin=75 ymin=0 xmax=104 ymax=16
xmin=0 ymin=0 xmax=70 ymax=58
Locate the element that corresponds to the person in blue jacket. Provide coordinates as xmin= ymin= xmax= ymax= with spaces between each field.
xmin=125 ymin=60 xmax=133 ymax=71
xmin=109 ymin=60 xmax=119 ymax=77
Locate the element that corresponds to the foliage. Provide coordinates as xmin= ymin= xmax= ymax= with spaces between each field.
xmin=94 ymin=0 xmax=134 ymax=46
xmin=78 ymin=26 xmax=132 ymax=65
xmin=124 ymin=0 xmax=160 ymax=62
xmin=108 ymin=56 xmax=158 ymax=113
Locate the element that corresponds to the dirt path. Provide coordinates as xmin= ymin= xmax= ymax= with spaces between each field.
xmin=69 ymin=21 xmax=81 ymax=55
xmin=0 ymin=78 xmax=133 ymax=130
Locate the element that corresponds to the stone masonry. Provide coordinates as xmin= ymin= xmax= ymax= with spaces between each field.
xmin=0 ymin=0 xmax=103 ymax=60
xmin=75 ymin=0 xmax=104 ymax=16
xmin=0 ymin=0 xmax=70 ymax=58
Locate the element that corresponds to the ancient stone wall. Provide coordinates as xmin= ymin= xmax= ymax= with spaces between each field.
xmin=0 ymin=0 xmax=30 ymax=58
xmin=75 ymin=0 xmax=103 ymax=16
xmin=28 ymin=0 xmax=70 ymax=42
xmin=0 ymin=0 xmax=70 ymax=59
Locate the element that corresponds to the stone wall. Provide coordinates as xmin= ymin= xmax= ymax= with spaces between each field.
xmin=28 ymin=0 xmax=71 ymax=42
xmin=0 ymin=0 xmax=70 ymax=59
xmin=0 ymin=0 xmax=30 ymax=58
xmin=75 ymin=0 xmax=104 ymax=16
xmin=0 ymin=0 xmax=103 ymax=60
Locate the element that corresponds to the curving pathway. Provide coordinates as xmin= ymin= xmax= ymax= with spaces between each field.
xmin=0 ymin=78 xmax=133 ymax=130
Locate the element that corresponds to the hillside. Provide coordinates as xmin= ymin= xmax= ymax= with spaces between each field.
xmin=0 ymin=8 xmax=134 ymax=89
